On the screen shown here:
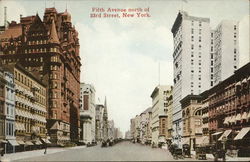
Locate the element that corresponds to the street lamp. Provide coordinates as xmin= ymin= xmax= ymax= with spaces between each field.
xmin=44 ymin=130 xmax=48 ymax=154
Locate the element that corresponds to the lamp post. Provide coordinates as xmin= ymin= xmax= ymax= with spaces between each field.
xmin=44 ymin=130 xmax=48 ymax=154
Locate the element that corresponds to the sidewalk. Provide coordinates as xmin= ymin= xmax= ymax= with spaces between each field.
xmin=0 ymin=145 xmax=86 ymax=162
xmin=191 ymin=150 xmax=250 ymax=161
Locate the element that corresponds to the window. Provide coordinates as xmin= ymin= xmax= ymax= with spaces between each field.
xmin=211 ymin=61 xmax=213 ymax=66
xmin=191 ymin=36 xmax=194 ymax=41
xmin=191 ymin=44 xmax=194 ymax=50
xmin=199 ymin=29 xmax=202 ymax=34
xmin=234 ymin=49 xmax=237 ymax=54
xmin=211 ymin=68 xmax=213 ymax=72
xmin=234 ymin=25 xmax=237 ymax=30
xmin=191 ymin=28 xmax=194 ymax=34
xmin=211 ymin=81 xmax=213 ymax=86
xmin=199 ymin=21 xmax=202 ymax=27
xmin=199 ymin=36 xmax=201 ymax=42
xmin=234 ymin=33 xmax=236 ymax=38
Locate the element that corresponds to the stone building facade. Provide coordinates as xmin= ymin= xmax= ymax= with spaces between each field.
xmin=4 ymin=64 xmax=47 ymax=150
xmin=79 ymin=83 xmax=96 ymax=144
xmin=0 ymin=7 xmax=81 ymax=145
xmin=95 ymin=104 xmax=104 ymax=142
xmin=3 ymin=69 xmax=16 ymax=153
xmin=180 ymin=95 xmax=204 ymax=150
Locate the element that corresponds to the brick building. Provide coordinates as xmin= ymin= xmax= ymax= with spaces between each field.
xmin=205 ymin=62 xmax=250 ymax=156
xmin=0 ymin=8 xmax=81 ymax=145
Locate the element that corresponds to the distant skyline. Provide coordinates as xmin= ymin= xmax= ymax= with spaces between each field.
xmin=0 ymin=0 xmax=249 ymax=134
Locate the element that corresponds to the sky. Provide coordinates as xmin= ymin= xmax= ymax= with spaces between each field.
xmin=0 ymin=0 xmax=249 ymax=134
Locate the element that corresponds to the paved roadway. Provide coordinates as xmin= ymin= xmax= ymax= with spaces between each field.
xmin=16 ymin=141 xmax=196 ymax=161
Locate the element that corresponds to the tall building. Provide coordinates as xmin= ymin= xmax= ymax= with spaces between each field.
xmin=79 ymin=83 xmax=96 ymax=144
xmin=171 ymin=11 xmax=241 ymax=147
xmin=108 ymin=120 xmax=115 ymax=140
xmin=130 ymin=118 xmax=136 ymax=141
xmin=150 ymin=85 xmax=172 ymax=146
xmin=238 ymin=15 xmax=249 ymax=68
xmin=95 ymin=104 xmax=105 ymax=142
xmin=171 ymin=11 xmax=211 ymax=147
xmin=165 ymin=86 xmax=173 ymax=141
xmin=125 ymin=130 xmax=131 ymax=140
xmin=214 ymin=20 xmax=239 ymax=85
xmin=0 ymin=8 xmax=81 ymax=145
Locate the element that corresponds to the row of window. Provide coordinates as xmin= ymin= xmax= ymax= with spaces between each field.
xmin=24 ymin=47 xmax=59 ymax=54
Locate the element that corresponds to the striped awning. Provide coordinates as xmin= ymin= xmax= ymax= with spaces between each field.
xmin=234 ymin=127 xmax=250 ymax=140
xmin=212 ymin=132 xmax=223 ymax=136
xmin=41 ymin=138 xmax=51 ymax=144
xmin=236 ymin=113 xmax=242 ymax=121
xmin=34 ymin=140 xmax=42 ymax=145
xmin=218 ymin=130 xmax=232 ymax=141
xmin=242 ymin=78 xmax=247 ymax=84
xmin=223 ymin=117 xmax=230 ymax=125
xmin=17 ymin=140 xmax=25 ymax=145
xmin=8 ymin=139 xmax=19 ymax=146
xmin=242 ymin=112 xmax=247 ymax=120
xmin=235 ymin=81 xmax=241 ymax=86
xmin=25 ymin=141 xmax=34 ymax=145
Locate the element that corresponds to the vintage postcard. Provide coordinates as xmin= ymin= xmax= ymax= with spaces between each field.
xmin=0 ymin=0 xmax=249 ymax=161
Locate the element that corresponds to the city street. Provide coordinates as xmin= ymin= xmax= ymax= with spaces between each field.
xmin=14 ymin=141 xmax=196 ymax=161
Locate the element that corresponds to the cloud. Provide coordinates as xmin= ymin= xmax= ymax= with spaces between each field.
xmin=76 ymin=18 xmax=173 ymax=132
xmin=0 ymin=1 xmax=27 ymax=25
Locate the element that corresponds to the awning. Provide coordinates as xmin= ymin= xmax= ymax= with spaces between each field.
xmin=182 ymin=138 xmax=190 ymax=145
xmin=236 ymin=113 xmax=242 ymax=121
xmin=223 ymin=117 xmax=229 ymax=125
xmin=212 ymin=132 xmax=223 ymax=136
xmin=242 ymin=78 xmax=247 ymax=84
xmin=25 ymin=141 xmax=34 ymax=145
xmin=34 ymin=140 xmax=42 ymax=145
xmin=0 ymin=140 xmax=7 ymax=143
xmin=247 ymin=112 xmax=250 ymax=120
xmin=17 ymin=140 xmax=25 ymax=145
xmin=196 ymin=136 xmax=209 ymax=145
xmin=41 ymin=138 xmax=51 ymax=144
xmin=242 ymin=112 xmax=247 ymax=120
xmin=229 ymin=115 xmax=236 ymax=123
xmin=218 ymin=130 xmax=232 ymax=141
xmin=235 ymin=81 xmax=241 ymax=86
xmin=8 ymin=139 xmax=19 ymax=146
xmin=234 ymin=127 xmax=250 ymax=140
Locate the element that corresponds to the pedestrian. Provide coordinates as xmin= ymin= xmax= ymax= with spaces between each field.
xmin=44 ymin=144 xmax=47 ymax=154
